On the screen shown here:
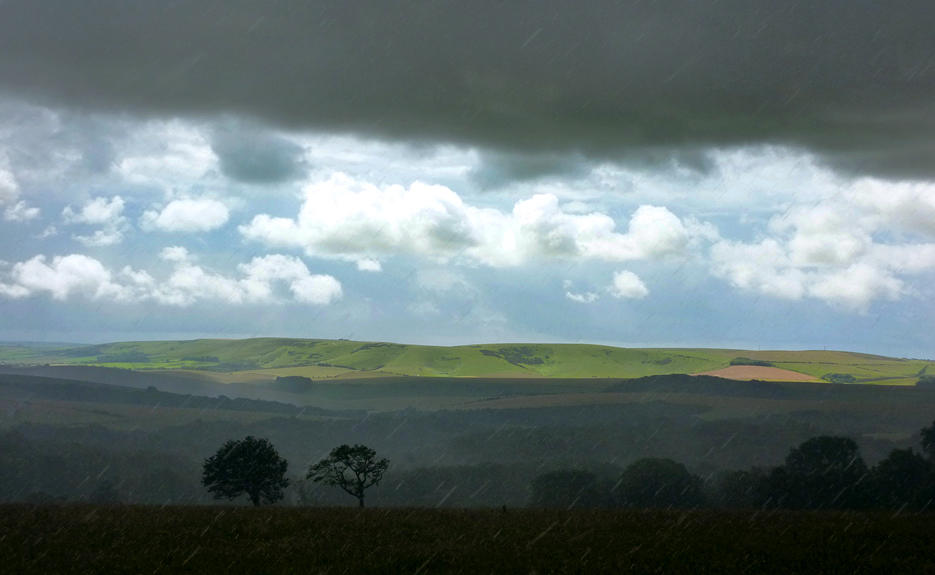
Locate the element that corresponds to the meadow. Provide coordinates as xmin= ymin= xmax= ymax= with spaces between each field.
xmin=3 ymin=504 xmax=935 ymax=574
xmin=0 ymin=338 xmax=930 ymax=384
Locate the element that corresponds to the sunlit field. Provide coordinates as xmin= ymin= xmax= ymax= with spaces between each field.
xmin=1 ymin=339 xmax=928 ymax=383
xmin=3 ymin=505 xmax=935 ymax=574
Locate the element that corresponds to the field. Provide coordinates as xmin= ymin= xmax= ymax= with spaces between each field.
xmin=3 ymin=505 xmax=935 ymax=574
xmin=693 ymin=366 xmax=821 ymax=382
xmin=0 ymin=338 xmax=930 ymax=384
xmin=6 ymin=365 xmax=935 ymax=423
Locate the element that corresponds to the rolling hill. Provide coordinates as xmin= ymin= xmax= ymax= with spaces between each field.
xmin=0 ymin=338 xmax=930 ymax=384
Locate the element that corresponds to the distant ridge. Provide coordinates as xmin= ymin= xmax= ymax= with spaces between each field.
xmin=0 ymin=337 xmax=929 ymax=384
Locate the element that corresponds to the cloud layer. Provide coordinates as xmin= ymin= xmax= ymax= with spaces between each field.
xmin=0 ymin=96 xmax=932 ymax=354
xmin=1 ymin=1 xmax=934 ymax=177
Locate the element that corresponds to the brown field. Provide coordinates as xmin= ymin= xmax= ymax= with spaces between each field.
xmin=692 ymin=366 xmax=821 ymax=381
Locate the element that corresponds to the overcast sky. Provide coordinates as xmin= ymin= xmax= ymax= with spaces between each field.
xmin=0 ymin=0 xmax=933 ymax=357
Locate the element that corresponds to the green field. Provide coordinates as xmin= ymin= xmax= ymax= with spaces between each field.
xmin=3 ymin=505 xmax=935 ymax=574
xmin=0 ymin=338 xmax=930 ymax=384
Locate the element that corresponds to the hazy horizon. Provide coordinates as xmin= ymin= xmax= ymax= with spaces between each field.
xmin=0 ymin=334 xmax=928 ymax=362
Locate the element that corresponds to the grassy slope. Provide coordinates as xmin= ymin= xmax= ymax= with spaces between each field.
xmin=0 ymin=338 xmax=930 ymax=383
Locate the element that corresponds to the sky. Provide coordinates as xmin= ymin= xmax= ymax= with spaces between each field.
xmin=0 ymin=0 xmax=933 ymax=357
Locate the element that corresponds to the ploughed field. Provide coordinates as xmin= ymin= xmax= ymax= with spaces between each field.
xmin=4 ymin=505 xmax=935 ymax=574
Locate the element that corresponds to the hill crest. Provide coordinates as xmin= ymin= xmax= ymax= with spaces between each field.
xmin=0 ymin=338 xmax=929 ymax=384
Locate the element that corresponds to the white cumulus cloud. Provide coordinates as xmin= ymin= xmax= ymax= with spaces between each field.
xmin=0 ymin=250 xmax=342 ymax=307
xmin=62 ymin=196 xmax=129 ymax=246
xmin=0 ymin=254 xmax=138 ymax=301
xmin=710 ymin=174 xmax=935 ymax=312
xmin=0 ymin=152 xmax=20 ymax=206
xmin=116 ymin=120 xmax=218 ymax=188
xmin=239 ymin=173 xmax=700 ymax=268
xmin=159 ymin=246 xmax=191 ymax=262
xmin=563 ymin=280 xmax=599 ymax=304
xmin=141 ymin=198 xmax=230 ymax=233
xmin=356 ymin=258 xmax=382 ymax=272
xmin=3 ymin=201 xmax=40 ymax=222
xmin=708 ymin=177 xmax=935 ymax=312
xmin=608 ymin=270 xmax=649 ymax=299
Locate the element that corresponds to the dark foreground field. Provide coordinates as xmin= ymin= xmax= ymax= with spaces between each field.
xmin=3 ymin=505 xmax=935 ymax=574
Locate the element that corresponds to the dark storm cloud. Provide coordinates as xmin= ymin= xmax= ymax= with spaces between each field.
xmin=211 ymin=123 xmax=308 ymax=184
xmin=1 ymin=0 xmax=934 ymax=176
xmin=470 ymin=151 xmax=592 ymax=189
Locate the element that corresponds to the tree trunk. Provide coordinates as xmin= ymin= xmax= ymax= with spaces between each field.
xmin=358 ymin=497 xmax=365 ymax=508
xmin=250 ymin=492 xmax=261 ymax=506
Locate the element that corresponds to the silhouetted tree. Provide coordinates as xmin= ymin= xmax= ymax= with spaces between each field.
xmin=307 ymin=444 xmax=389 ymax=508
xmin=202 ymin=436 xmax=289 ymax=506
xmin=868 ymin=448 xmax=933 ymax=510
xmin=774 ymin=436 xmax=867 ymax=509
xmin=920 ymin=419 xmax=935 ymax=461
xmin=530 ymin=469 xmax=604 ymax=508
xmin=615 ymin=458 xmax=704 ymax=508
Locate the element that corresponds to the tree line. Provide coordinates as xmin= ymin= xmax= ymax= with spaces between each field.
xmin=532 ymin=421 xmax=935 ymax=511
xmin=201 ymin=419 xmax=935 ymax=511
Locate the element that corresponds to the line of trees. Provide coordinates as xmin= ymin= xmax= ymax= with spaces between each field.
xmin=531 ymin=420 xmax=935 ymax=511
xmin=713 ymin=424 xmax=935 ymax=510
xmin=204 ymin=422 xmax=935 ymax=511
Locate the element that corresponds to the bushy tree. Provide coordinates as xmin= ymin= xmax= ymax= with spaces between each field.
xmin=773 ymin=436 xmax=867 ymax=509
xmin=202 ymin=436 xmax=289 ymax=506
xmin=920 ymin=419 xmax=935 ymax=461
xmin=615 ymin=458 xmax=704 ymax=508
xmin=307 ymin=444 xmax=389 ymax=508
xmin=868 ymin=448 xmax=933 ymax=510
xmin=530 ymin=469 xmax=604 ymax=508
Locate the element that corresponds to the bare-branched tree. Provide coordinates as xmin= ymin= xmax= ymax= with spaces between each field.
xmin=306 ymin=444 xmax=389 ymax=508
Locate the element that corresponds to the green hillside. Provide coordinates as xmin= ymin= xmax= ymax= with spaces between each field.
xmin=0 ymin=338 xmax=930 ymax=384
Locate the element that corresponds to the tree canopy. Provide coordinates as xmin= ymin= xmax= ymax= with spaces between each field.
xmin=307 ymin=444 xmax=389 ymax=508
xmin=867 ymin=448 xmax=933 ymax=510
xmin=920 ymin=419 xmax=935 ymax=461
xmin=202 ymin=436 xmax=289 ymax=506
xmin=615 ymin=458 xmax=704 ymax=508
xmin=772 ymin=436 xmax=868 ymax=509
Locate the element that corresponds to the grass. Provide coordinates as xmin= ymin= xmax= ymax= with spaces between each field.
xmin=1 ymin=338 xmax=931 ymax=383
xmin=3 ymin=504 xmax=935 ymax=574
